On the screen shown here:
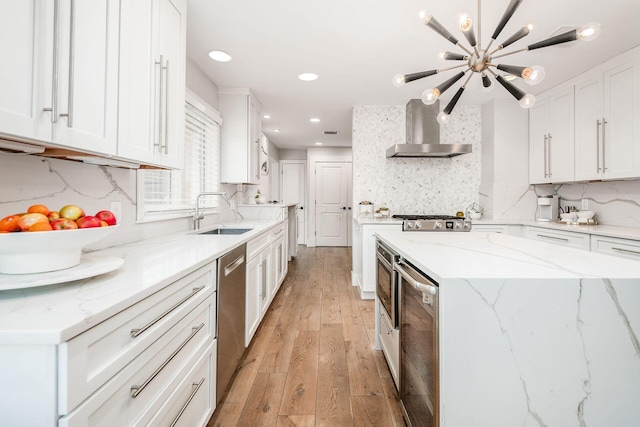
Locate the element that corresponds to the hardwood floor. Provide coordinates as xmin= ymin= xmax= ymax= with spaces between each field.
xmin=207 ymin=246 xmax=404 ymax=427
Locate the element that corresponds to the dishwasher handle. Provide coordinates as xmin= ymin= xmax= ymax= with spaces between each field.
xmin=396 ymin=262 xmax=437 ymax=295
xmin=224 ymin=254 xmax=245 ymax=276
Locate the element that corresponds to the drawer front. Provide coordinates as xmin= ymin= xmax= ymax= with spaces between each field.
xmin=144 ymin=342 xmax=216 ymax=427
xmin=58 ymin=263 xmax=215 ymax=413
xmin=271 ymin=222 xmax=285 ymax=240
xmin=471 ymin=225 xmax=508 ymax=234
xmin=247 ymin=231 xmax=270 ymax=260
xmin=378 ymin=303 xmax=399 ymax=389
xmin=59 ymin=298 xmax=215 ymax=426
xmin=525 ymin=227 xmax=590 ymax=250
xmin=591 ymin=235 xmax=640 ymax=261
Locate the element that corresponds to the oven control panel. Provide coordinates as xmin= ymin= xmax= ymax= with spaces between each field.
xmin=403 ymin=219 xmax=471 ymax=231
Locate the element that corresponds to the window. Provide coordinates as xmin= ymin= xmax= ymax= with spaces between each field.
xmin=138 ymin=90 xmax=222 ymax=221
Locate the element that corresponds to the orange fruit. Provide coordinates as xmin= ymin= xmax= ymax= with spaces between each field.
xmin=28 ymin=204 xmax=50 ymax=215
xmin=29 ymin=222 xmax=53 ymax=232
xmin=0 ymin=214 xmax=22 ymax=232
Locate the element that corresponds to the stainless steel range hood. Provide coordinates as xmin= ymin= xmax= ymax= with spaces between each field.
xmin=386 ymin=99 xmax=472 ymax=158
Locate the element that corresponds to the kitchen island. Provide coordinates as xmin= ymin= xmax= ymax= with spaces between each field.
xmin=375 ymin=230 xmax=640 ymax=427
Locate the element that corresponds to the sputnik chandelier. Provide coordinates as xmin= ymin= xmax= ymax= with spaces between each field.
xmin=393 ymin=0 xmax=601 ymax=124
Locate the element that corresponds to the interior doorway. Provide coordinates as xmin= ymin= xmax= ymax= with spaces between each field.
xmin=314 ymin=162 xmax=352 ymax=247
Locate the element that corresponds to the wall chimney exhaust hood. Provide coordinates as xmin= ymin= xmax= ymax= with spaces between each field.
xmin=386 ymin=99 xmax=472 ymax=158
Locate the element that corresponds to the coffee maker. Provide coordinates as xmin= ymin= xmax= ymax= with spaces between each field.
xmin=536 ymin=195 xmax=559 ymax=222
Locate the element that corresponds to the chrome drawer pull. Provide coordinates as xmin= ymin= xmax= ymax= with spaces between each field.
xmin=536 ymin=233 xmax=569 ymax=242
xmin=130 ymin=323 xmax=205 ymax=398
xmin=131 ymin=286 xmax=205 ymax=338
xmin=612 ymin=247 xmax=640 ymax=256
xmin=59 ymin=0 xmax=75 ymax=127
xmin=273 ymin=227 xmax=284 ymax=235
xmin=396 ymin=263 xmax=437 ymax=295
xmin=169 ymin=377 xmax=206 ymax=427
xmin=43 ymin=0 xmax=60 ymax=123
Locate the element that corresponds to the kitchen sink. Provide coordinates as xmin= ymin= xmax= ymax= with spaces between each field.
xmin=198 ymin=228 xmax=253 ymax=235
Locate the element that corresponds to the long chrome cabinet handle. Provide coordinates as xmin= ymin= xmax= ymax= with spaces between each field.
xmin=162 ymin=60 xmax=170 ymax=154
xmin=536 ymin=233 xmax=569 ymax=242
xmin=596 ymin=119 xmax=602 ymax=172
xmin=612 ymin=247 xmax=640 ymax=256
xmin=130 ymin=286 xmax=205 ymax=338
xmin=602 ymin=117 xmax=607 ymax=172
xmin=395 ymin=262 xmax=437 ymax=296
xmin=130 ymin=323 xmax=205 ymax=398
xmin=543 ymin=134 xmax=548 ymax=178
xmin=169 ymin=377 xmax=206 ymax=427
xmin=43 ymin=0 xmax=60 ymax=123
xmin=59 ymin=0 xmax=75 ymax=127
xmin=547 ymin=134 xmax=552 ymax=178
xmin=154 ymin=55 xmax=164 ymax=152
xmin=224 ymin=255 xmax=245 ymax=277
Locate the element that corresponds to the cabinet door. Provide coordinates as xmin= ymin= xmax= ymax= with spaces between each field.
xmin=0 ymin=2 xmax=52 ymax=143
xmin=547 ymin=87 xmax=575 ymax=182
xmin=604 ymin=60 xmax=640 ymax=179
xmin=574 ymin=76 xmax=604 ymax=181
xmin=248 ymin=99 xmax=261 ymax=184
xmin=118 ymin=0 xmax=185 ymax=168
xmin=529 ymin=98 xmax=550 ymax=184
xmin=54 ymin=0 xmax=119 ymax=155
xmin=245 ymin=255 xmax=261 ymax=346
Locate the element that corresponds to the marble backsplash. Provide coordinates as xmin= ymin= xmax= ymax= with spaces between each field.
xmin=0 ymin=154 xmax=239 ymax=250
xmin=352 ymin=105 xmax=481 ymax=216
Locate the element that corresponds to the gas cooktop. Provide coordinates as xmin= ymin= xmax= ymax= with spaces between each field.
xmin=392 ymin=214 xmax=471 ymax=231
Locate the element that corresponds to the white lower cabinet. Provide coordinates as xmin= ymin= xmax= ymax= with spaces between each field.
xmin=377 ymin=300 xmax=399 ymax=390
xmin=525 ymin=226 xmax=590 ymax=250
xmin=591 ymin=235 xmax=640 ymax=261
xmin=245 ymin=221 xmax=288 ymax=346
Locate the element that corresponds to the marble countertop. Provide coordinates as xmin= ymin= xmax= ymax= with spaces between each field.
xmin=375 ymin=231 xmax=640 ymax=282
xmin=238 ymin=203 xmax=297 ymax=207
xmin=472 ymin=219 xmax=640 ymax=240
xmin=0 ymin=219 xmax=282 ymax=345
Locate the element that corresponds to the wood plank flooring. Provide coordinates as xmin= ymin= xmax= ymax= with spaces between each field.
xmin=207 ymin=246 xmax=404 ymax=427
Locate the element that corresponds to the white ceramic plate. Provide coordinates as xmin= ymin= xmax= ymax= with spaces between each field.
xmin=0 ymin=225 xmax=119 ymax=274
xmin=0 ymin=255 xmax=124 ymax=291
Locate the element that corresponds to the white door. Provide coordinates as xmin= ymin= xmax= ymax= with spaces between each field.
xmin=281 ymin=162 xmax=306 ymax=244
xmin=315 ymin=162 xmax=351 ymax=247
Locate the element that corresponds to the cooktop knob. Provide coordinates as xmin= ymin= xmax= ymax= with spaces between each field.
xmin=415 ymin=221 xmax=422 ymax=229
xmin=406 ymin=221 xmax=414 ymax=229
xmin=435 ymin=221 xmax=442 ymax=229
xmin=455 ymin=222 xmax=462 ymax=228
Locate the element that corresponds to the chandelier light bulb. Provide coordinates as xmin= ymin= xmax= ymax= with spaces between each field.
xmin=421 ymin=88 xmax=441 ymax=105
xmin=392 ymin=74 xmax=406 ymax=87
xmin=526 ymin=22 xmax=535 ymax=31
xmin=578 ymin=22 xmax=601 ymax=41
xmin=519 ymin=94 xmax=536 ymax=109
xmin=437 ymin=111 xmax=450 ymax=125
xmin=438 ymin=51 xmax=446 ymax=60
xmin=523 ymin=65 xmax=546 ymax=85
xmin=418 ymin=11 xmax=431 ymax=25
xmin=458 ymin=12 xmax=473 ymax=32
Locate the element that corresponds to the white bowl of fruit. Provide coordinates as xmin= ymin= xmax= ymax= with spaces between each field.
xmin=0 ymin=204 xmax=119 ymax=274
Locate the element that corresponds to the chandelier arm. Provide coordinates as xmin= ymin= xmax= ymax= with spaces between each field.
xmin=495 ymin=64 xmax=528 ymax=77
xmin=404 ymin=70 xmax=439 ymax=84
xmin=500 ymin=26 xmax=532 ymax=50
xmin=441 ymin=51 xmax=468 ymax=61
xmin=491 ymin=48 xmax=527 ymax=60
xmin=487 ymin=68 xmax=526 ymax=101
xmin=491 ymin=0 xmax=524 ymax=40
xmin=527 ymin=30 xmax=578 ymax=50
xmin=456 ymin=42 xmax=473 ymax=56
xmin=424 ymin=15 xmax=459 ymax=45
xmin=435 ymin=70 xmax=467 ymax=95
xmin=439 ymin=63 xmax=470 ymax=73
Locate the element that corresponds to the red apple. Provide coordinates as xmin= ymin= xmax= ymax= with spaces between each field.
xmin=48 ymin=211 xmax=60 ymax=222
xmin=59 ymin=205 xmax=85 ymax=221
xmin=95 ymin=210 xmax=117 ymax=226
xmin=51 ymin=219 xmax=78 ymax=230
xmin=76 ymin=216 xmax=101 ymax=229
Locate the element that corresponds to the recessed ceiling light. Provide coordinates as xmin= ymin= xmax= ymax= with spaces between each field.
xmin=298 ymin=73 xmax=318 ymax=81
xmin=274 ymin=128 xmax=281 ymax=132
xmin=310 ymin=118 xmax=320 ymax=123
xmin=315 ymin=142 xmax=323 ymax=145
xmin=208 ymin=50 xmax=232 ymax=62
xmin=263 ymin=115 xmax=271 ymax=119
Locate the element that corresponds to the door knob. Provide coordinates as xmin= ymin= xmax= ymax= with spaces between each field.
xmin=299 ymin=206 xmax=304 ymax=210
xmin=341 ymin=207 xmax=347 ymax=210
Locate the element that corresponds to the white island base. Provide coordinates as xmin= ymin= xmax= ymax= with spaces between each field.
xmin=376 ymin=231 xmax=640 ymax=427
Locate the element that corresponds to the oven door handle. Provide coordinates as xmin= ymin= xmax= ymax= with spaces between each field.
xmin=376 ymin=251 xmax=393 ymax=270
xmin=396 ymin=262 xmax=437 ymax=295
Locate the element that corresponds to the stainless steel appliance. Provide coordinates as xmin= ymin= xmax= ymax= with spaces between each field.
xmin=376 ymin=241 xmax=399 ymax=328
xmin=392 ymin=214 xmax=471 ymax=231
xmin=216 ymin=244 xmax=246 ymax=404
xmin=397 ymin=258 xmax=439 ymax=427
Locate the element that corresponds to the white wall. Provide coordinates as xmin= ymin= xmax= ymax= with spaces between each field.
xmin=352 ymin=104 xmax=481 ymax=216
xmin=185 ymin=58 xmax=219 ymax=110
xmin=279 ymin=149 xmax=307 ymax=160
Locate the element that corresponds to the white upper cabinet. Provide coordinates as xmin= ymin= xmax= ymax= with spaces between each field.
xmin=118 ymin=0 xmax=187 ymax=168
xmin=0 ymin=0 xmax=120 ymax=155
xmin=529 ymin=87 xmax=575 ymax=184
xmin=219 ymin=88 xmax=262 ymax=184
xmin=575 ymin=57 xmax=640 ymax=181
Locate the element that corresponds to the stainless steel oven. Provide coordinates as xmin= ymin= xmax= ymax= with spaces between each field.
xmin=397 ymin=258 xmax=439 ymax=427
xmin=375 ymin=240 xmax=399 ymax=329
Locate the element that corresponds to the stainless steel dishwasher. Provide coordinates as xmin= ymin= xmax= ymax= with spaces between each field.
xmin=216 ymin=243 xmax=246 ymax=404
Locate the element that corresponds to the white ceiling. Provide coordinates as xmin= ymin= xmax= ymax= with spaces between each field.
xmin=187 ymin=0 xmax=640 ymax=149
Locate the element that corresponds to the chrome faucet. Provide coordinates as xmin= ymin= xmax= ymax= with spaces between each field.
xmin=194 ymin=192 xmax=227 ymax=230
